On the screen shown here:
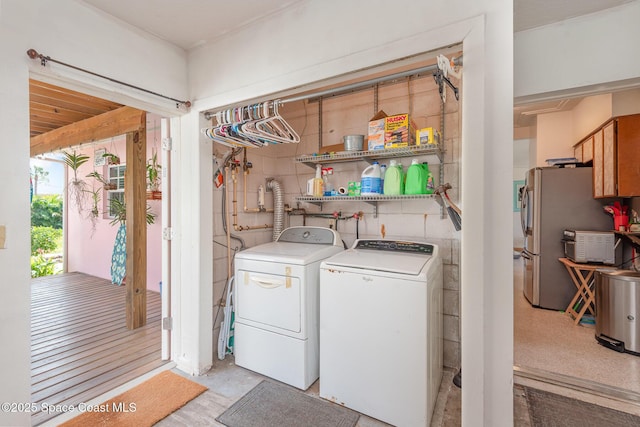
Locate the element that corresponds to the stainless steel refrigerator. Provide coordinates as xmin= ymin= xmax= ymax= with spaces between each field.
xmin=520 ymin=166 xmax=611 ymax=310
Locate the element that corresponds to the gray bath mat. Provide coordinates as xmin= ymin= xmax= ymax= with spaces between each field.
xmin=216 ymin=380 xmax=359 ymax=427
xmin=525 ymin=387 xmax=640 ymax=427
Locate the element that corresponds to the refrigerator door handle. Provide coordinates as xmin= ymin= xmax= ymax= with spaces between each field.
xmin=520 ymin=184 xmax=528 ymax=236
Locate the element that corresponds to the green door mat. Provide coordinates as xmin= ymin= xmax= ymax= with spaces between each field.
xmin=217 ymin=380 xmax=359 ymax=427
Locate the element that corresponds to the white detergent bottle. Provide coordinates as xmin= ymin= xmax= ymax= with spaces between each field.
xmin=361 ymin=161 xmax=382 ymax=195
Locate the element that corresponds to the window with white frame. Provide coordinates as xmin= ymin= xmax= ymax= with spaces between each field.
xmin=107 ymin=164 xmax=126 ymax=217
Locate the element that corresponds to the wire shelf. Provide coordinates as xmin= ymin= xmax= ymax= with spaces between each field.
xmin=295 ymin=193 xmax=435 ymax=217
xmin=296 ymin=194 xmax=435 ymax=203
xmin=295 ymin=145 xmax=443 ymax=166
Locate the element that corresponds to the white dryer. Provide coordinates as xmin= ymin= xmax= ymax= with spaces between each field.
xmin=233 ymin=226 xmax=344 ymax=390
xmin=319 ymin=239 xmax=443 ymax=427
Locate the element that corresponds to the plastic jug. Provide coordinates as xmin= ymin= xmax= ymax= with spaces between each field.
xmin=361 ymin=161 xmax=382 ymax=195
xmin=379 ymin=164 xmax=387 ymax=194
xmin=383 ymin=159 xmax=404 ymax=195
xmin=405 ymin=159 xmax=427 ymax=194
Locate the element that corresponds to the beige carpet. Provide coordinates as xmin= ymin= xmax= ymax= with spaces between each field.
xmin=59 ymin=370 xmax=207 ymax=427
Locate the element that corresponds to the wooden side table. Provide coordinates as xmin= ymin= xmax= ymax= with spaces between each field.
xmin=558 ymin=257 xmax=605 ymax=325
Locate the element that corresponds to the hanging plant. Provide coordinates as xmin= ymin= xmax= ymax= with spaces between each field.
xmin=62 ymin=150 xmax=90 ymax=214
xmin=86 ymin=171 xmax=117 ymax=190
xmin=146 ymin=151 xmax=162 ymax=192
xmin=103 ymin=152 xmax=120 ymax=165
xmin=84 ymin=188 xmax=101 ymax=236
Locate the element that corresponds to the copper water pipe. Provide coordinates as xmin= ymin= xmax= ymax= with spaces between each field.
xmin=232 ymin=166 xmax=273 ymax=232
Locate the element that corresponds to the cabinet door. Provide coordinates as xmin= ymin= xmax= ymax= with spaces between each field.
xmin=616 ymin=115 xmax=640 ymax=197
xmin=583 ymin=135 xmax=593 ymax=163
xmin=592 ymin=129 xmax=604 ymax=198
xmin=573 ymin=144 xmax=583 ymax=163
xmin=602 ymin=121 xmax=616 ymax=197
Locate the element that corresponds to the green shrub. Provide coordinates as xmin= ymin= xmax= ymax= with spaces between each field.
xmin=31 ymin=194 xmax=63 ymax=229
xmin=31 ymin=226 xmax=62 ymax=255
xmin=31 ymin=254 xmax=56 ymax=278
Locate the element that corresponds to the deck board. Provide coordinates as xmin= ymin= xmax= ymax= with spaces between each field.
xmin=31 ymin=272 xmax=165 ymax=425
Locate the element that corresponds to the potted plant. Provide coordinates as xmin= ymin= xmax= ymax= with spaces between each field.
xmin=103 ymin=151 xmax=120 ymax=165
xmin=86 ymin=171 xmax=117 ymax=190
xmin=146 ymin=151 xmax=162 ymax=199
xmin=62 ymin=150 xmax=90 ymax=214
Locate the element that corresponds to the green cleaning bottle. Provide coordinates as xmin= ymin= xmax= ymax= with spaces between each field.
xmin=383 ymin=159 xmax=403 ymax=195
xmin=405 ymin=159 xmax=427 ymax=194
xmin=423 ymin=162 xmax=434 ymax=194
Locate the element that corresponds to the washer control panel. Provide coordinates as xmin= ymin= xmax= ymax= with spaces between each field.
xmin=353 ymin=239 xmax=434 ymax=254
xmin=277 ymin=226 xmax=340 ymax=245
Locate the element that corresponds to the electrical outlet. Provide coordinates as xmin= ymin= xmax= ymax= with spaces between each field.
xmin=0 ymin=225 xmax=5 ymax=249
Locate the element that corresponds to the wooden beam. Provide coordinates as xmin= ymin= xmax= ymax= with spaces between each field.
xmin=125 ymin=118 xmax=147 ymax=330
xmin=30 ymin=106 xmax=145 ymax=156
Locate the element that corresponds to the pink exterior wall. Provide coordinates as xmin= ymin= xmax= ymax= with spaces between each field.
xmin=66 ymin=120 xmax=163 ymax=292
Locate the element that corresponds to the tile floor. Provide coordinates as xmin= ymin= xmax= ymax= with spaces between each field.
xmin=157 ymin=357 xmax=535 ymax=426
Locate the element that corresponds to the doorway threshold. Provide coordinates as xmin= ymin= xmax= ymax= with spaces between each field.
xmin=514 ymin=365 xmax=640 ymax=415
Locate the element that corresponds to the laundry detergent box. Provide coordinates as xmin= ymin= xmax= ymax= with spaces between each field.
xmin=416 ymin=127 xmax=441 ymax=147
xmin=384 ymin=113 xmax=416 ymax=149
xmin=367 ymin=110 xmax=387 ymax=150
xmin=348 ymin=181 xmax=361 ymax=196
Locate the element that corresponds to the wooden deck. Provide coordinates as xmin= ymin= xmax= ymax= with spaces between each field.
xmin=31 ymin=272 xmax=165 ymax=425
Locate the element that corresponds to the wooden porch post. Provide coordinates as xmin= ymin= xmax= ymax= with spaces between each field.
xmin=125 ymin=120 xmax=147 ymax=329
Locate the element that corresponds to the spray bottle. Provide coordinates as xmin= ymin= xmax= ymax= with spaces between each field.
xmin=323 ymin=167 xmax=334 ymax=196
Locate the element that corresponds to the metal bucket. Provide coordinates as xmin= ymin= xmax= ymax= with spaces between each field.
xmin=595 ymin=269 xmax=640 ymax=355
xmin=343 ymin=135 xmax=364 ymax=151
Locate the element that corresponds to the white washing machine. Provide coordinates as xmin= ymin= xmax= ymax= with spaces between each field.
xmin=319 ymin=239 xmax=443 ymax=427
xmin=233 ymin=226 xmax=344 ymax=390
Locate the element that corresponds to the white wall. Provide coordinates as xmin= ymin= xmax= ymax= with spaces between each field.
xmin=515 ymin=2 xmax=640 ymax=103
xmin=188 ymin=1 xmax=514 ymax=425
xmin=572 ymin=94 xmax=613 ymax=141
xmin=535 ymin=111 xmax=574 ymax=165
xmin=0 ymin=1 xmax=188 ymax=426
xmin=0 ymin=4 xmax=33 ymax=426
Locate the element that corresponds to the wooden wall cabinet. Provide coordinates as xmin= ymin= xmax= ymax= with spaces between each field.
xmin=587 ymin=114 xmax=640 ymax=198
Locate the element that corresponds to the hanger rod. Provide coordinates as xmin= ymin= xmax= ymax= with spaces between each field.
xmin=282 ymin=56 xmax=462 ymax=105
xmin=27 ymin=49 xmax=191 ymax=109
xmin=203 ymin=55 xmax=461 ymax=120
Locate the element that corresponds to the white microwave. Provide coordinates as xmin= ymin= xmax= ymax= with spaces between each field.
xmin=563 ymin=230 xmax=615 ymax=264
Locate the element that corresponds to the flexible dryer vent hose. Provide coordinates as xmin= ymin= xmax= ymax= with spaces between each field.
xmin=267 ymin=179 xmax=284 ymax=241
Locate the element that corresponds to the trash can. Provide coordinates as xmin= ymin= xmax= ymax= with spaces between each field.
xmin=595 ymin=270 xmax=640 ymax=355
